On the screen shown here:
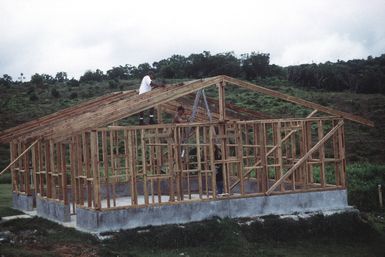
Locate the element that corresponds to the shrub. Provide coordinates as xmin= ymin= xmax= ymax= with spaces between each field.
xmin=67 ymin=78 xmax=79 ymax=87
xmin=347 ymin=163 xmax=385 ymax=211
xmin=69 ymin=92 xmax=78 ymax=99
xmin=108 ymin=80 xmax=118 ymax=89
xmin=51 ymin=88 xmax=60 ymax=98
xmin=29 ymin=93 xmax=39 ymax=101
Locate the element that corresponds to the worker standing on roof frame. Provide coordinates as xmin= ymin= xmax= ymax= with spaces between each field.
xmin=138 ymin=71 xmax=163 ymax=125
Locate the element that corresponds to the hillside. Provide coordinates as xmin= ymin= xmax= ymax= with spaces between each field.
xmin=1 ymin=77 xmax=384 ymax=171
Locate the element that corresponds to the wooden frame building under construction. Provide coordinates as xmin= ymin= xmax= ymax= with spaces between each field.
xmin=0 ymin=75 xmax=373 ymax=232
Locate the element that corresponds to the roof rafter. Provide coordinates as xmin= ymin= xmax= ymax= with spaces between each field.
xmin=223 ymin=75 xmax=374 ymax=127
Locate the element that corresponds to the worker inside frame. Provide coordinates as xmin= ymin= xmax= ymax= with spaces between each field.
xmin=173 ymin=105 xmax=188 ymax=124
xmin=138 ymin=71 xmax=164 ymax=125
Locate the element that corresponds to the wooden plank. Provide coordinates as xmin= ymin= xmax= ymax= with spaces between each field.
xmin=60 ymin=144 xmax=67 ymax=203
xmin=196 ymin=126 xmax=203 ymax=199
xmin=203 ymin=126 xmax=209 ymax=197
xmin=49 ymin=140 xmax=56 ymax=199
xmin=38 ymin=141 xmax=44 ymax=196
xmin=90 ymin=131 xmax=101 ymax=209
xmin=174 ymin=127 xmax=182 ymax=201
xmin=223 ymin=76 xmax=374 ymax=127
xmin=236 ymin=124 xmax=245 ymax=195
xmin=82 ymin=132 xmax=92 ymax=208
xmin=332 ymin=120 xmax=341 ymax=186
xmin=42 ymin=142 xmax=49 ymax=197
xmin=69 ymin=138 xmax=77 ymax=213
xmin=76 ymin=135 xmax=83 ymax=206
xmin=219 ymin=124 xmax=228 ymax=194
xmin=141 ymin=129 xmax=149 ymax=205
xmin=259 ymin=123 xmax=268 ymax=193
xmin=109 ymin=131 xmax=117 ymax=207
xmin=317 ymin=120 xmax=326 ymax=187
xmin=266 ymin=120 xmax=344 ymax=195
xmin=306 ymin=121 xmax=314 ymax=184
xmin=338 ymin=124 xmax=346 ymax=188
xmin=218 ymin=81 xmax=226 ymax=121
xmin=10 ymin=142 xmax=18 ymax=191
xmin=209 ymin=125 xmax=217 ymax=199
xmin=290 ymin=121 xmax=297 ymax=190
xmin=102 ymin=131 xmax=110 ymax=208
xmin=276 ymin=122 xmax=284 ymax=192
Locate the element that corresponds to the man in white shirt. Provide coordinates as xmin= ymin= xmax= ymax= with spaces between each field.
xmin=138 ymin=71 xmax=163 ymax=125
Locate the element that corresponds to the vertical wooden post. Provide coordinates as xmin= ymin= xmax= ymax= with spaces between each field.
xmin=196 ymin=126 xmax=203 ymax=199
xmin=49 ymin=140 xmax=56 ymax=199
xmin=306 ymin=121 xmax=314 ymax=184
xmin=38 ymin=141 xmax=44 ymax=196
xmin=82 ymin=132 xmax=92 ymax=208
xmin=156 ymin=105 xmax=163 ymax=124
xmin=209 ymin=125 xmax=217 ymax=199
xmin=56 ymin=142 xmax=62 ymax=200
xmin=90 ymin=131 xmax=101 ymax=209
xmin=276 ymin=122 xmax=284 ymax=192
xmin=167 ymin=135 xmax=175 ymax=202
xmin=102 ymin=131 xmax=110 ymax=208
xmin=76 ymin=135 xmax=83 ymax=206
xmin=124 ymin=129 xmax=130 ymax=182
xmin=254 ymin=124 xmax=261 ymax=192
xmin=245 ymin=124 xmax=250 ymax=167
xmin=218 ymin=81 xmax=226 ymax=121
xmin=17 ymin=143 xmax=23 ymax=192
xmin=61 ymin=144 xmax=68 ymax=205
xmin=300 ymin=121 xmax=308 ymax=189
xmin=31 ymin=143 xmax=38 ymax=196
xmin=332 ymin=120 xmax=341 ymax=186
xmin=155 ymin=128 xmax=162 ymax=203
xmin=128 ymin=130 xmax=138 ymax=205
xmin=45 ymin=141 xmax=51 ymax=198
xmin=338 ymin=122 xmax=346 ymax=187
xmin=69 ymin=137 xmax=77 ymax=213
xmin=259 ymin=123 xmax=268 ymax=193
xmin=10 ymin=142 xmax=18 ymax=192
xmin=317 ymin=120 xmax=326 ymax=187
xmin=23 ymin=143 xmax=31 ymax=195
xmin=203 ymin=126 xmax=209 ymax=197
xmin=290 ymin=122 xmax=297 ymax=190
xmin=236 ymin=124 xmax=245 ymax=195
xmin=174 ymin=127 xmax=182 ymax=201
xmin=109 ymin=131 xmax=117 ymax=206
xmin=141 ymin=129 xmax=149 ymax=205
xmin=219 ymin=123 xmax=228 ymax=194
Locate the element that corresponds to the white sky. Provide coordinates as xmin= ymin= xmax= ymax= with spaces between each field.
xmin=1 ymin=0 xmax=384 ymax=80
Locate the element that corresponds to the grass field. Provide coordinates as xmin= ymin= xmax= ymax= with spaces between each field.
xmin=1 ymin=183 xmax=385 ymax=257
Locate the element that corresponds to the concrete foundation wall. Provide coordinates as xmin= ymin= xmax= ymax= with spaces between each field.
xmin=12 ymin=193 xmax=34 ymax=211
xmin=76 ymin=189 xmax=349 ymax=233
xmin=36 ymin=196 xmax=71 ymax=222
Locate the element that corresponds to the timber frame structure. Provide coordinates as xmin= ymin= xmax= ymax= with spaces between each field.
xmin=0 ymin=75 xmax=373 ymax=232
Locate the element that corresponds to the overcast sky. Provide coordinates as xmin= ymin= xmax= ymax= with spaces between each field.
xmin=1 ymin=0 xmax=384 ymax=80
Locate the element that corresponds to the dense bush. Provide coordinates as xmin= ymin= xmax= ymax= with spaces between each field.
xmin=51 ymin=88 xmax=60 ymax=98
xmin=347 ymin=163 xmax=385 ymax=211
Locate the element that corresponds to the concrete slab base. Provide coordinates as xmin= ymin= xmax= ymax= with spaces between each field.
xmin=76 ymin=189 xmax=349 ymax=233
xmin=36 ymin=196 xmax=71 ymax=222
xmin=12 ymin=192 xmax=34 ymax=211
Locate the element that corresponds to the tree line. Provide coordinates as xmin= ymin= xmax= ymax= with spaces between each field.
xmin=1 ymin=51 xmax=384 ymax=94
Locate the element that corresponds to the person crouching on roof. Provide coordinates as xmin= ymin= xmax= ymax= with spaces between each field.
xmin=138 ymin=71 xmax=163 ymax=125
